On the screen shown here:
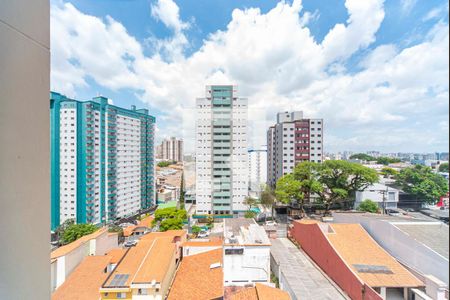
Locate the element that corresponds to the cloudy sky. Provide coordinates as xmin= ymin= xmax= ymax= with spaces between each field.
xmin=50 ymin=0 xmax=449 ymax=153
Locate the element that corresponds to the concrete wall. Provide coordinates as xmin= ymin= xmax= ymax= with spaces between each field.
xmin=0 ymin=1 xmax=50 ymax=298
xmin=224 ymin=245 xmax=271 ymax=286
xmin=289 ymin=222 xmax=382 ymax=300
xmin=333 ymin=214 xmax=449 ymax=286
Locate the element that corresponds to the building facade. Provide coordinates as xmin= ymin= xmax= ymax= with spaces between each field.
xmin=248 ymin=148 xmax=268 ymax=198
xmin=267 ymin=111 xmax=323 ymax=187
xmin=196 ymin=85 xmax=248 ymax=216
xmin=160 ymin=137 xmax=183 ymax=162
xmin=50 ymin=92 xmax=155 ymax=230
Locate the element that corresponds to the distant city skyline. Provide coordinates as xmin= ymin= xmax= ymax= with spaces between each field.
xmin=50 ymin=0 xmax=449 ymax=153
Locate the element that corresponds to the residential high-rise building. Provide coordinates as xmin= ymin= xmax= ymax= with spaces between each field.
xmin=196 ymin=85 xmax=248 ymax=216
xmin=267 ymin=111 xmax=323 ymax=187
xmin=160 ymin=137 xmax=184 ymax=162
xmin=50 ymin=92 xmax=155 ymax=230
xmin=248 ymin=148 xmax=268 ymax=198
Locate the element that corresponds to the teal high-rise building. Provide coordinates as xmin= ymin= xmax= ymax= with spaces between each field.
xmin=50 ymin=92 xmax=155 ymax=230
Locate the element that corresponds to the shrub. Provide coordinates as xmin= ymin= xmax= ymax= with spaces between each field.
xmin=357 ymin=199 xmax=379 ymax=213
xmin=61 ymin=223 xmax=98 ymax=245
xmin=244 ymin=210 xmax=257 ymax=219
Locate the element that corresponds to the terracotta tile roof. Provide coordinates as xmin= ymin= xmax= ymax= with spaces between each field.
xmin=138 ymin=215 xmax=154 ymax=228
xmin=51 ymin=228 xmax=107 ymax=259
xmin=52 ymin=255 xmax=111 ymax=300
xmin=133 ymin=237 xmax=175 ymax=283
xmin=103 ymin=232 xmax=182 ymax=288
xmin=167 ymin=248 xmax=223 ymax=300
xmin=326 ymin=223 xmax=423 ymax=288
xmin=106 ymin=249 xmax=127 ymax=264
xmin=123 ymin=225 xmax=137 ymax=237
xmin=140 ymin=230 xmax=187 ymax=241
xmin=230 ymin=284 xmax=291 ymax=300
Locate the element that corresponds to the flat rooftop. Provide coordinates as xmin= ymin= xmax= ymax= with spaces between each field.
xmin=271 ymin=238 xmax=348 ymax=300
xmin=394 ymin=223 xmax=449 ymax=259
xmin=223 ymin=218 xmax=270 ymax=246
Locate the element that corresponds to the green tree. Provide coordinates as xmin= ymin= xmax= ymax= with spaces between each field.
xmin=357 ymin=199 xmax=379 ymax=213
xmin=244 ymin=196 xmax=258 ymax=210
xmin=191 ymin=225 xmax=202 ymax=235
xmin=157 ymin=161 xmax=176 ymax=168
xmin=395 ymin=165 xmax=449 ymax=205
xmin=275 ymin=173 xmax=305 ymax=215
xmin=244 ymin=210 xmax=257 ymax=219
xmin=160 ymin=218 xmax=183 ymax=231
xmin=179 ymin=173 xmax=185 ymax=209
xmin=316 ymin=160 xmax=379 ymax=215
xmin=376 ymin=157 xmax=401 ymax=165
xmin=61 ymin=223 xmax=98 ymax=245
xmin=350 ymin=153 xmax=375 ymax=161
xmin=380 ymin=167 xmax=399 ymax=178
xmin=439 ymin=163 xmax=449 ymax=173
xmin=260 ymin=185 xmax=276 ymax=219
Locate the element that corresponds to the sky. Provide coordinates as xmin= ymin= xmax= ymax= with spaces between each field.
xmin=50 ymin=0 xmax=449 ymax=153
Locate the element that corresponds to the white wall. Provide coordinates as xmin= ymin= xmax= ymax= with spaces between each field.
xmin=223 ymin=246 xmax=270 ymax=286
xmin=0 ymin=1 xmax=50 ymax=298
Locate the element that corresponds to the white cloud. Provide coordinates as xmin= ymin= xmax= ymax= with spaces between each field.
xmin=50 ymin=0 xmax=449 ymax=152
xmin=400 ymin=0 xmax=418 ymax=14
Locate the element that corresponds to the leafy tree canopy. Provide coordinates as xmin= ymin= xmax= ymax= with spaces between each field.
xmin=191 ymin=225 xmax=202 ymax=234
xmin=357 ymin=199 xmax=379 ymax=213
xmin=380 ymin=167 xmax=399 ymax=177
xmin=160 ymin=218 xmax=183 ymax=232
xmin=376 ymin=157 xmax=401 ymax=165
xmin=395 ymin=165 xmax=449 ymax=204
xmin=157 ymin=161 xmax=176 ymax=168
xmin=244 ymin=210 xmax=257 ymax=219
xmin=439 ymin=162 xmax=449 ymax=173
xmin=244 ymin=197 xmax=258 ymax=209
xmin=61 ymin=223 xmax=98 ymax=245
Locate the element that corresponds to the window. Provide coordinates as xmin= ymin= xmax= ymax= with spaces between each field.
xmin=116 ymin=292 xmax=126 ymax=299
xmin=225 ymin=248 xmax=244 ymax=255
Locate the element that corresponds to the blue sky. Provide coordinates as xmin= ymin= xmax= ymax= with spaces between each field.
xmin=50 ymin=0 xmax=449 ymax=153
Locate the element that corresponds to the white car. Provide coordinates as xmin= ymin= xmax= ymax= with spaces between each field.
xmin=197 ymin=230 xmax=210 ymax=238
xmin=265 ymin=221 xmax=277 ymax=227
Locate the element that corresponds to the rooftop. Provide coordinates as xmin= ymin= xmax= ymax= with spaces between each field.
xmin=51 ymin=227 xmax=107 ymax=259
xmin=103 ymin=231 xmax=184 ymax=289
xmin=52 ymin=256 xmax=111 ymax=300
xmin=182 ymin=237 xmax=223 ymax=248
xmin=223 ymin=218 xmax=270 ymax=246
xmin=394 ymin=223 xmax=449 ymax=259
xmin=323 ymin=223 xmax=423 ymax=288
xmin=167 ymin=248 xmax=223 ymax=300
xmin=229 ymin=283 xmax=291 ymax=300
xmin=271 ymin=238 xmax=348 ymax=300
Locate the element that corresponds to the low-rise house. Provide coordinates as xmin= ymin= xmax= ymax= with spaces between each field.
xmin=355 ymin=183 xmax=399 ymax=210
xmin=290 ymin=220 xmax=423 ymax=300
xmin=229 ymin=283 xmax=291 ymax=300
xmin=334 ymin=212 xmax=449 ymax=298
xmin=182 ymin=238 xmax=223 ymax=257
xmin=223 ymin=219 xmax=271 ymax=286
xmin=52 ymin=249 xmax=126 ymax=300
xmin=167 ymin=248 xmax=224 ymax=300
xmin=51 ymin=228 xmax=119 ymax=291
xmin=99 ymin=230 xmax=187 ymax=300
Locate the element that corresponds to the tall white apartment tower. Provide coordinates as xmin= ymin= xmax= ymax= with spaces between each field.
xmin=248 ymin=148 xmax=268 ymax=198
xmin=196 ymin=85 xmax=249 ymax=216
xmin=161 ymin=137 xmax=183 ymax=162
xmin=267 ymin=111 xmax=323 ymax=188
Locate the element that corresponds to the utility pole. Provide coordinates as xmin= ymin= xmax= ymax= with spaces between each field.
xmin=379 ymin=187 xmax=388 ymax=214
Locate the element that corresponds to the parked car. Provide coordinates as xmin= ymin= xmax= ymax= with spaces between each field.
xmin=124 ymin=240 xmax=138 ymax=247
xmin=197 ymin=230 xmax=210 ymax=238
xmin=287 ymin=215 xmax=302 ymax=222
xmin=386 ymin=209 xmax=401 ymax=216
xmin=265 ymin=220 xmax=277 ymax=227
